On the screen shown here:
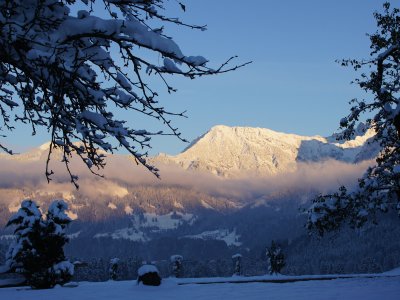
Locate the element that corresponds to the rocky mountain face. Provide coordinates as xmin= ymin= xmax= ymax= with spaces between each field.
xmin=154 ymin=125 xmax=378 ymax=177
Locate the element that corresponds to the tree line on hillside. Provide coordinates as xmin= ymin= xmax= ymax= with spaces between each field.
xmin=1 ymin=199 xmax=288 ymax=288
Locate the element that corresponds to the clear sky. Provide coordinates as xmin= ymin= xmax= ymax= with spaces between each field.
xmin=6 ymin=0 xmax=385 ymax=155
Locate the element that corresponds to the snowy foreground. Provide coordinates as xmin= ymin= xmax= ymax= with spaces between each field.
xmin=1 ymin=271 xmax=400 ymax=300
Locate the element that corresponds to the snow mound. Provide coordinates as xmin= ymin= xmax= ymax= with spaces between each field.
xmin=138 ymin=265 xmax=159 ymax=276
xmin=1 ymin=275 xmax=400 ymax=300
xmin=383 ymin=267 xmax=400 ymax=276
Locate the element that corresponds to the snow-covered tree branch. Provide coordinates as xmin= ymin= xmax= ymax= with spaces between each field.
xmin=307 ymin=2 xmax=400 ymax=234
xmin=0 ymin=0 xmax=249 ymax=187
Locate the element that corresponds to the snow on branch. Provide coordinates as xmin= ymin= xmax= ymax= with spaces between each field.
xmin=307 ymin=2 xmax=400 ymax=234
xmin=0 ymin=0 xmax=250 ymax=187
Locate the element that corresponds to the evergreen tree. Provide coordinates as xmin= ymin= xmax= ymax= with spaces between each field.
xmin=266 ymin=241 xmax=285 ymax=275
xmin=5 ymin=200 xmax=74 ymax=289
xmin=232 ymin=254 xmax=242 ymax=276
xmin=109 ymin=258 xmax=120 ymax=280
xmin=308 ymin=2 xmax=400 ymax=233
xmin=170 ymin=255 xmax=183 ymax=278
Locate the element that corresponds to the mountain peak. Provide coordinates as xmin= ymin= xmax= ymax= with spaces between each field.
xmin=39 ymin=142 xmax=51 ymax=151
xmin=155 ymin=124 xmax=378 ymax=177
xmin=3 ymin=125 xmax=377 ymax=178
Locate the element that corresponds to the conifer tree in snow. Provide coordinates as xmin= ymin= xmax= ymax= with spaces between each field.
xmin=109 ymin=258 xmax=120 ymax=281
xmin=308 ymin=2 xmax=400 ymax=234
xmin=0 ymin=0 xmax=248 ymax=186
xmin=170 ymin=255 xmax=183 ymax=278
xmin=232 ymin=253 xmax=242 ymax=276
xmin=5 ymin=200 xmax=74 ymax=289
xmin=266 ymin=241 xmax=285 ymax=275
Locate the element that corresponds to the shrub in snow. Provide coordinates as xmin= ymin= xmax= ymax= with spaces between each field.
xmin=5 ymin=200 xmax=74 ymax=289
xmin=0 ymin=0 xmax=248 ymax=186
xmin=307 ymin=3 xmax=400 ymax=234
xmin=137 ymin=264 xmax=161 ymax=286
xmin=109 ymin=258 xmax=120 ymax=281
xmin=232 ymin=254 xmax=242 ymax=276
xmin=170 ymin=255 xmax=183 ymax=278
xmin=266 ymin=241 xmax=285 ymax=275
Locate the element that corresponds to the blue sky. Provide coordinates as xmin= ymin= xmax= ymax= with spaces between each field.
xmin=7 ymin=0 xmax=384 ymax=155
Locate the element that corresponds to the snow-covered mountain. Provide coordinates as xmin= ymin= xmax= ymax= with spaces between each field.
xmin=154 ymin=125 xmax=378 ymax=177
xmin=0 ymin=124 xmax=383 ymax=262
xmin=0 ymin=124 xmax=378 ymax=178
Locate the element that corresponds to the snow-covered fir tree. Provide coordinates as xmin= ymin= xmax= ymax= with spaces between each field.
xmin=5 ymin=200 xmax=74 ymax=289
xmin=232 ymin=253 xmax=242 ymax=276
xmin=170 ymin=255 xmax=183 ymax=278
xmin=266 ymin=241 xmax=285 ymax=275
xmin=109 ymin=258 xmax=120 ymax=281
xmin=0 ymin=0 xmax=247 ymax=186
xmin=307 ymin=2 xmax=400 ymax=234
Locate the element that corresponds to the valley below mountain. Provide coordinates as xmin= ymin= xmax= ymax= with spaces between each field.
xmin=1 ymin=125 xmax=399 ymax=277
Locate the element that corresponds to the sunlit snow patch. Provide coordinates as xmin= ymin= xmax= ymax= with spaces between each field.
xmin=8 ymin=202 xmax=20 ymax=213
xmin=66 ymin=210 xmax=78 ymax=220
xmin=200 ymin=199 xmax=214 ymax=209
xmin=183 ymin=229 xmax=241 ymax=246
xmin=67 ymin=231 xmax=81 ymax=239
xmin=94 ymin=228 xmax=148 ymax=242
xmin=130 ymin=212 xmax=196 ymax=231
xmin=124 ymin=205 xmax=133 ymax=215
xmin=108 ymin=202 xmax=117 ymax=210
xmin=0 ymin=235 xmax=15 ymax=241
xmin=93 ymin=212 xmax=196 ymax=241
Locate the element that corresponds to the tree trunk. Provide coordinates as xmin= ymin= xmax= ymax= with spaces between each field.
xmin=394 ymin=113 xmax=400 ymax=138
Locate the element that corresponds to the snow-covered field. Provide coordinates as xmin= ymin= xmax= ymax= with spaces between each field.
xmin=1 ymin=273 xmax=400 ymax=300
